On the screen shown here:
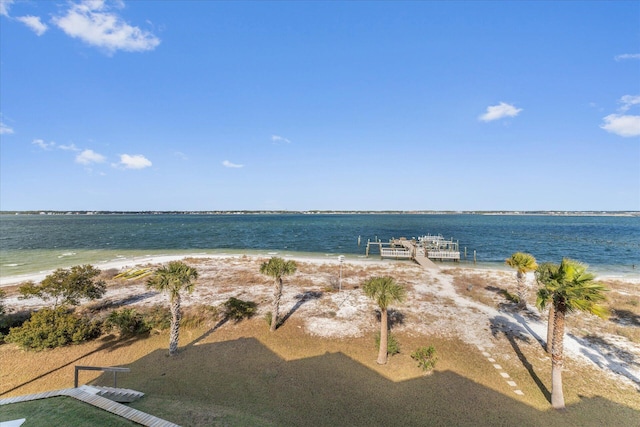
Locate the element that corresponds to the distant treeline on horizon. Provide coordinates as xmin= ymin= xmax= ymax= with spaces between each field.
xmin=1 ymin=210 xmax=639 ymax=217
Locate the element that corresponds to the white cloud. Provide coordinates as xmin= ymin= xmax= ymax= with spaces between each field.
xmin=32 ymin=139 xmax=55 ymax=150
xmin=76 ymin=149 xmax=106 ymax=164
xmin=0 ymin=121 xmax=14 ymax=134
xmin=479 ymin=102 xmax=522 ymax=122
xmin=619 ymin=95 xmax=640 ymax=112
xmin=52 ymin=0 xmax=160 ymax=54
xmin=271 ymin=135 xmax=291 ymax=144
xmin=0 ymin=0 xmax=14 ymax=17
xmin=614 ymin=53 xmax=640 ymax=61
xmin=222 ymin=160 xmax=243 ymax=168
xmin=59 ymin=143 xmax=80 ymax=151
xmin=600 ymin=114 xmax=640 ymax=137
xmin=600 ymin=95 xmax=640 ymax=137
xmin=174 ymin=151 xmax=188 ymax=160
xmin=117 ymin=153 xmax=152 ymax=169
xmin=16 ymin=15 xmax=48 ymax=35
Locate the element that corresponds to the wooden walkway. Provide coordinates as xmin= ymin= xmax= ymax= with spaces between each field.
xmin=396 ymin=240 xmax=439 ymax=269
xmin=0 ymin=388 xmax=180 ymax=427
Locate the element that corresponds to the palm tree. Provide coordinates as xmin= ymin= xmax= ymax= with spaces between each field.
xmin=535 ymin=262 xmax=560 ymax=353
xmin=363 ymin=276 xmax=406 ymax=365
xmin=505 ymin=252 xmax=538 ymax=309
xmin=147 ymin=261 xmax=198 ymax=356
xmin=260 ymin=257 xmax=297 ymax=332
xmin=536 ymin=258 xmax=608 ymax=409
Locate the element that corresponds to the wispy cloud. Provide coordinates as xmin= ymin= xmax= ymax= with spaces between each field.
xmin=32 ymin=139 xmax=55 ymax=150
xmin=600 ymin=95 xmax=640 ymax=138
xmin=174 ymin=151 xmax=188 ymax=160
xmin=59 ymin=143 xmax=80 ymax=151
xmin=0 ymin=0 xmax=14 ymax=17
xmin=76 ymin=149 xmax=106 ymax=164
xmin=16 ymin=15 xmax=48 ymax=35
xmin=116 ymin=153 xmax=152 ymax=169
xmin=618 ymin=95 xmax=640 ymax=112
xmin=479 ymin=102 xmax=522 ymax=122
xmin=271 ymin=135 xmax=291 ymax=144
xmin=0 ymin=121 xmax=14 ymax=135
xmin=222 ymin=160 xmax=243 ymax=168
xmin=614 ymin=53 xmax=640 ymax=61
xmin=52 ymin=0 xmax=160 ymax=54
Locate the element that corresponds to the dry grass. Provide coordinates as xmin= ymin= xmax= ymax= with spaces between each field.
xmin=443 ymin=268 xmax=508 ymax=307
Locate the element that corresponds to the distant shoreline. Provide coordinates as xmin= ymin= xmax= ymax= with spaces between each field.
xmin=2 ymin=210 xmax=639 ymax=217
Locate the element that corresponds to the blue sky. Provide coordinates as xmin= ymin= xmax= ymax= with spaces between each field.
xmin=1 ymin=0 xmax=639 ymax=211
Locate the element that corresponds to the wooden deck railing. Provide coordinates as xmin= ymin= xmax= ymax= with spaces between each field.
xmin=380 ymin=248 xmax=412 ymax=258
xmin=427 ymin=251 xmax=460 ymax=260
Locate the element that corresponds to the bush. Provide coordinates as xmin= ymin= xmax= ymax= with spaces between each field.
xmin=0 ymin=310 xmax=32 ymax=343
xmin=6 ymin=307 xmax=100 ymax=350
xmin=375 ymin=331 xmax=400 ymax=356
xmin=223 ymin=297 xmax=257 ymax=322
xmin=103 ymin=308 xmax=149 ymax=337
xmin=411 ymin=345 xmax=438 ymax=372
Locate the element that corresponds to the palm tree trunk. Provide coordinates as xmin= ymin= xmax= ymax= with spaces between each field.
xmin=546 ymin=304 xmax=555 ymax=353
xmin=270 ymin=278 xmax=283 ymax=332
xmin=551 ymin=305 xmax=566 ymax=409
xmin=377 ymin=308 xmax=388 ymax=365
xmin=169 ymin=294 xmax=181 ymax=356
xmin=516 ymin=271 xmax=527 ymax=309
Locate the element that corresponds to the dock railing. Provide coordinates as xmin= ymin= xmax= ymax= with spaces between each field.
xmin=427 ymin=251 xmax=461 ymax=261
xmin=380 ymin=248 xmax=412 ymax=258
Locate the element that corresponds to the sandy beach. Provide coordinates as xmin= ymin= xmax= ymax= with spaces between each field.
xmin=2 ymin=253 xmax=639 ymax=394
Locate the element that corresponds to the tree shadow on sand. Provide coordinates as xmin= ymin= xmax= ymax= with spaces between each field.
xmin=190 ymin=297 xmax=259 ymax=347
xmin=490 ymin=315 xmax=551 ymax=403
xmin=279 ymin=291 xmax=323 ymax=327
xmin=374 ymin=309 xmax=405 ymax=329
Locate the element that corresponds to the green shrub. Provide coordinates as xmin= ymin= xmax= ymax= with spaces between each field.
xmin=411 ymin=345 xmax=438 ymax=372
xmin=6 ymin=307 xmax=100 ymax=350
xmin=375 ymin=331 xmax=400 ymax=356
xmin=103 ymin=308 xmax=149 ymax=337
xmin=223 ymin=297 xmax=257 ymax=322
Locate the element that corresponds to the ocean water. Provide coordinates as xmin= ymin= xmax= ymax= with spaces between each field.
xmin=1 ymin=213 xmax=639 ymax=279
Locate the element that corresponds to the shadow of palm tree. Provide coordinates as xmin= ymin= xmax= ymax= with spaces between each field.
xmin=279 ymin=291 xmax=323 ymax=327
xmin=190 ymin=297 xmax=258 ymax=347
xmin=568 ymin=332 xmax=640 ymax=386
xmin=490 ymin=315 xmax=551 ymax=402
xmin=188 ymin=317 xmax=229 ymax=348
xmin=611 ymin=308 xmax=640 ymax=326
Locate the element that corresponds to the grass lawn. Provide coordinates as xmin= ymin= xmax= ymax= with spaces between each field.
xmin=0 ymin=397 xmax=139 ymax=426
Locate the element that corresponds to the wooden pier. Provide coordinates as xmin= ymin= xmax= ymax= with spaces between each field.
xmin=365 ymin=234 xmax=460 ymax=269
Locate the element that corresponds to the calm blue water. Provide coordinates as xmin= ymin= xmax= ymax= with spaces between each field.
xmin=1 ymin=214 xmax=639 ymax=279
